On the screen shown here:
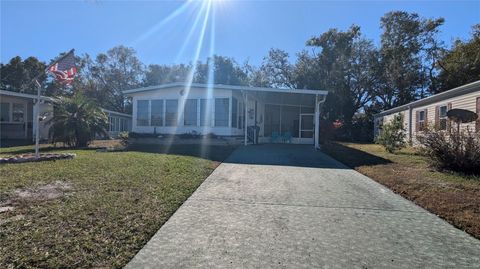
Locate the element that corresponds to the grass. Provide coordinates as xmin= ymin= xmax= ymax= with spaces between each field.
xmin=323 ymin=142 xmax=480 ymax=239
xmin=0 ymin=142 xmax=236 ymax=268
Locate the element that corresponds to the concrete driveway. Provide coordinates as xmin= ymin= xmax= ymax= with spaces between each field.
xmin=126 ymin=144 xmax=480 ymax=269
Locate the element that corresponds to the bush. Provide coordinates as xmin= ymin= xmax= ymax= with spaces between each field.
xmin=418 ymin=127 xmax=480 ymax=175
xmin=128 ymin=132 xmax=162 ymax=139
xmin=118 ymin=131 xmax=129 ymax=147
xmin=375 ymin=114 xmax=406 ymax=153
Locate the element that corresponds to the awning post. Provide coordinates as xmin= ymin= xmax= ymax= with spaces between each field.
xmin=244 ymin=92 xmax=248 ymax=146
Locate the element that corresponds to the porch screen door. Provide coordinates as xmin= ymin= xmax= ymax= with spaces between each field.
xmin=299 ymin=114 xmax=314 ymax=138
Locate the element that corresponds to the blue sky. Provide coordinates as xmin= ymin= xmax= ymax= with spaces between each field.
xmin=1 ymin=0 xmax=479 ymax=66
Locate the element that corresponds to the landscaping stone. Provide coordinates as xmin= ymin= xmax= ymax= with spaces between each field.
xmin=0 ymin=153 xmax=76 ymax=164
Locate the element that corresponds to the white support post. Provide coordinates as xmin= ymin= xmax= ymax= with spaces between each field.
xmin=314 ymin=95 xmax=320 ymax=150
xmin=244 ymin=92 xmax=248 ymax=146
xmin=34 ymin=84 xmax=41 ymax=158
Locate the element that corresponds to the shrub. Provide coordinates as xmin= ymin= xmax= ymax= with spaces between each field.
xmin=375 ymin=114 xmax=407 ymax=153
xmin=118 ymin=131 xmax=129 ymax=147
xmin=418 ymin=127 xmax=480 ymax=175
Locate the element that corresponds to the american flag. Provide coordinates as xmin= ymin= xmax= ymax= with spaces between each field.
xmin=47 ymin=49 xmax=77 ymax=85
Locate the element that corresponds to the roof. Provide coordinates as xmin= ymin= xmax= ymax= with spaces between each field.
xmin=101 ymin=108 xmax=132 ymax=118
xmin=374 ymin=80 xmax=480 ymax=117
xmin=123 ymin=83 xmax=328 ymax=96
xmin=0 ymin=89 xmax=56 ymax=102
xmin=1 ymin=90 xmax=131 ymax=117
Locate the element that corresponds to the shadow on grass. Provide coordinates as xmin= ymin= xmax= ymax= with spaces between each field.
xmin=127 ymin=144 xmax=238 ymax=162
xmin=322 ymin=142 xmax=392 ymax=169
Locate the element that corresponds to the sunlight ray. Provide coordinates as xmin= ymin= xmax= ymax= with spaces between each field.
xmin=131 ymin=0 xmax=192 ymax=46
xmin=164 ymin=0 xmax=213 ymax=153
xmin=201 ymin=2 xmax=216 ymax=157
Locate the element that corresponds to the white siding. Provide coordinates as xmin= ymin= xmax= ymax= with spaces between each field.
xmin=131 ymin=86 xmax=236 ymax=136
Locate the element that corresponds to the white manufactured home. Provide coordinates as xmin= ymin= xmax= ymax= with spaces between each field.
xmin=123 ymin=83 xmax=328 ymax=148
xmin=0 ymin=90 xmax=55 ymax=141
xmin=374 ymin=80 xmax=480 ymax=143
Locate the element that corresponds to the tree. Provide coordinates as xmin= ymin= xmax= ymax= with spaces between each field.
xmin=437 ymin=24 xmax=480 ymax=92
xmin=376 ymin=11 xmax=444 ymax=109
xmin=0 ymin=56 xmax=47 ymax=94
xmin=85 ymin=46 xmax=144 ymax=113
xmin=299 ymin=26 xmax=379 ymax=139
xmin=48 ymin=93 xmax=108 ymax=148
xmin=143 ymin=64 xmax=192 ymax=86
xmin=194 ymin=55 xmax=249 ymax=85
xmin=252 ymin=48 xmax=295 ymax=88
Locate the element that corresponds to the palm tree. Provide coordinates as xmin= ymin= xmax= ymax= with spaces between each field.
xmin=48 ymin=93 xmax=108 ymax=148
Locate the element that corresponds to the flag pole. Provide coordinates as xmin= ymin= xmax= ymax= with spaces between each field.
xmin=34 ymin=80 xmax=41 ymax=158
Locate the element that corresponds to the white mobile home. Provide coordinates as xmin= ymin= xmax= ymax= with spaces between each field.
xmin=0 ymin=90 xmax=131 ymax=142
xmin=374 ymin=80 xmax=480 ymax=143
xmin=123 ymin=83 xmax=328 ymax=148
xmin=0 ymin=90 xmax=55 ymax=141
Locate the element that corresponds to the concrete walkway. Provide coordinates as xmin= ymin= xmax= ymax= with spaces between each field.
xmin=126 ymin=144 xmax=480 ymax=269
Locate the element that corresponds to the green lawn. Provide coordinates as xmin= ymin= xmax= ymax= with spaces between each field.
xmin=0 ymin=143 xmax=234 ymax=268
xmin=323 ymin=142 xmax=480 ymax=239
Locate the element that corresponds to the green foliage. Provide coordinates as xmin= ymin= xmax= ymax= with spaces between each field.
xmin=48 ymin=94 xmax=108 ymax=148
xmin=300 ymin=26 xmax=379 ymax=138
xmin=437 ymin=24 xmax=480 ymax=92
xmin=144 ymin=63 xmax=192 ymax=85
xmin=0 ymin=56 xmax=46 ymax=94
xmin=376 ymin=11 xmax=444 ymax=108
xmin=250 ymin=48 xmax=295 ymax=88
xmin=194 ymin=55 xmax=249 ymax=85
xmin=418 ymin=127 xmax=480 ymax=175
xmin=375 ymin=114 xmax=407 ymax=153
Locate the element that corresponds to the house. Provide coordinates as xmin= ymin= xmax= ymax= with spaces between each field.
xmin=123 ymin=83 xmax=328 ymax=148
xmin=0 ymin=90 xmax=55 ymax=141
xmin=374 ymin=80 xmax=480 ymax=143
xmin=101 ymin=108 xmax=132 ymax=138
xmin=0 ymin=90 xmax=132 ymax=141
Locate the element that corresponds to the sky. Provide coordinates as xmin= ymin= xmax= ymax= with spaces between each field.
xmin=1 ymin=0 xmax=479 ymax=67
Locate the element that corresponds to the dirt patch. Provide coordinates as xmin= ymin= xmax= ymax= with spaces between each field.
xmin=1 ymin=181 xmax=73 ymax=208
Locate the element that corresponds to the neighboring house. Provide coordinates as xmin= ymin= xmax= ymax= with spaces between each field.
xmin=101 ymin=108 xmax=132 ymax=138
xmin=0 ymin=90 xmax=55 ymax=141
xmin=374 ymin=80 xmax=480 ymax=143
xmin=123 ymin=83 xmax=328 ymax=148
xmin=0 ymin=90 xmax=131 ymax=141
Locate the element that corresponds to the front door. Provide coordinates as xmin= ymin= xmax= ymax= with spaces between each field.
xmin=299 ymin=113 xmax=314 ymax=143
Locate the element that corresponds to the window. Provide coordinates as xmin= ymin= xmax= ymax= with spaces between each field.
xmin=200 ymin=99 xmax=211 ymax=126
xmin=137 ymin=100 xmax=149 ymax=126
xmin=151 ymin=99 xmax=164 ymax=126
xmin=439 ymin=105 xmax=448 ymax=130
xmin=418 ymin=110 xmax=426 ymax=131
xmin=232 ymin=98 xmax=238 ymax=128
xmin=238 ymin=102 xmax=244 ymax=129
xmin=165 ymin=99 xmax=178 ymax=126
xmin=184 ymin=99 xmax=198 ymax=126
xmin=264 ymin=104 xmax=281 ymax=136
xmin=215 ymin=98 xmax=229 ymax=127
xmin=12 ymin=103 xmax=25 ymax=122
xmin=120 ymin=118 xmax=125 ymax=131
xmin=108 ymin=117 xmax=113 ymax=132
xmin=0 ymin=102 xmax=9 ymax=122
